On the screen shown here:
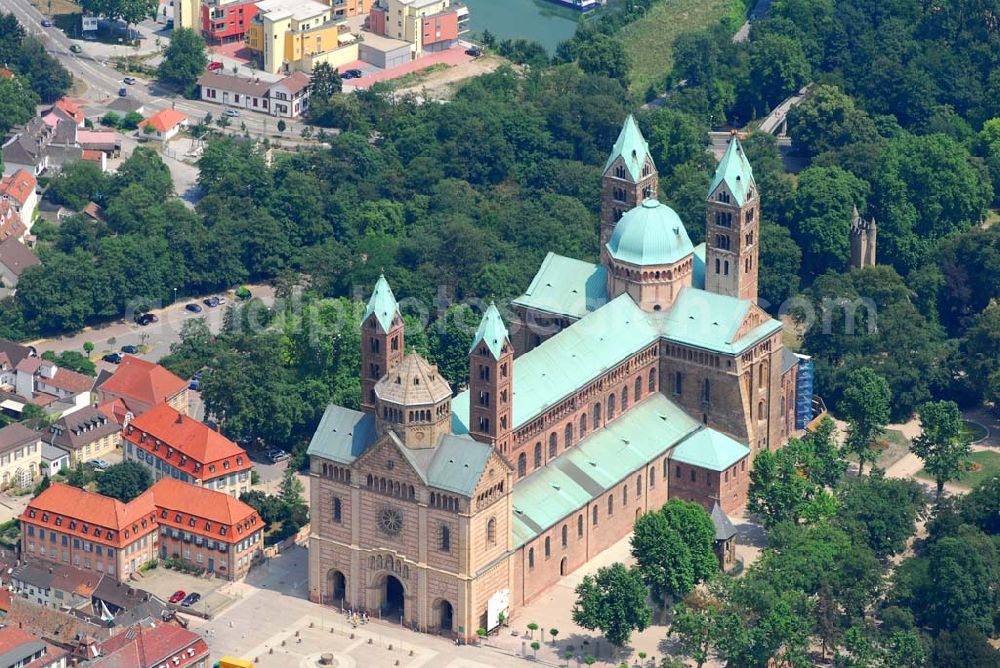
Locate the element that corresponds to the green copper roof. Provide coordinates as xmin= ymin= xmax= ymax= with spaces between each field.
xmin=655 ymin=287 xmax=781 ymax=354
xmin=669 ymin=428 xmax=749 ymax=472
xmin=426 ymin=434 xmax=496 ymax=496
xmin=512 ymin=253 xmax=608 ymax=320
xmin=708 ymin=136 xmax=756 ymax=206
xmin=363 ymin=274 xmax=399 ymax=333
xmin=692 ymin=243 xmax=706 ymax=289
xmin=470 ymin=303 xmax=509 ymax=360
xmin=511 ymin=394 xmax=700 ymax=547
xmin=603 ymin=114 xmax=651 ymax=182
xmin=606 ymin=199 xmax=694 ymax=266
xmin=306 ymin=405 xmax=376 ymax=464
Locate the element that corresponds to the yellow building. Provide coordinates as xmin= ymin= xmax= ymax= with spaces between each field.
xmin=45 ymin=406 xmax=121 ymax=467
xmin=248 ymin=0 xmax=359 ymax=74
xmin=0 ymin=423 xmax=42 ymax=489
xmin=173 ymin=0 xmax=201 ymax=29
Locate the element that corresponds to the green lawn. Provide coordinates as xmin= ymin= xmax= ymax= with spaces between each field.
xmin=619 ymin=0 xmax=742 ymax=95
xmin=916 ymin=450 xmax=1000 ymax=490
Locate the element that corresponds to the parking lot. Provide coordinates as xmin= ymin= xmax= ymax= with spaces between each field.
xmin=139 ymin=565 xmax=236 ymax=618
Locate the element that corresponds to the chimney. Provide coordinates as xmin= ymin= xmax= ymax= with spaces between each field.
xmin=175 ymin=412 xmax=183 ymax=424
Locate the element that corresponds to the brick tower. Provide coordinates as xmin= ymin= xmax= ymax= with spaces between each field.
xmin=849 ymin=205 xmax=877 ymax=268
xmin=467 ymin=303 xmax=514 ymax=456
xmin=601 ymin=114 xmax=659 ymax=262
xmin=360 ymin=274 xmax=404 ymax=414
xmin=705 ymin=135 xmax=759 ymax=302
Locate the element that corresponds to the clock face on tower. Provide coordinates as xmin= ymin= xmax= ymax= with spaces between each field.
xmin=377 ymin=507 xmax=403 ymax=536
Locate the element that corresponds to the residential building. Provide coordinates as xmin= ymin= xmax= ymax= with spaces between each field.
xmin=45 ymin=406 xmax=121 ymax=466
xmin=247 ymin=0 xmax=358 ymax=75
xmin=200 ymin=0 xmax=259 ymax=43
xmin=44 ymin=99 xmax=84 ymax=129
xmin=0 ymin=627 xmax=68 ymax=668
xmin=40 ymin=443 xmax=70 ymax=475
xmin=0 ymin=423 xmax=42 ymax=488
xmin=0 ymin=237 xmax=39 ymax=289
xmin=90 ymin=577 xmax=168 ymax=624
xmin=94 ymin=356 xmax=189 ymax=418
xmin=10 ymin=562 xmax=102 ymax=611
xmin=0 ymin=339 xmax=34 ymax=374
xmin=12 ymin=357 xmax=93 ymax=418
xmin=138 ymin=110 xmax=188 ymax=142
xmin=1 ymin=595 xmax=113 ymax=660
xmin=369 ymin=0 xmax=468 ymax=58
xmin=197 ymin=71 xmax=311 ymax=118
xmin=173 ymin=0 xmax=200 ymax=29
xmin=10 ymin=563 xmax=55 ymax=608
xmin=307 ymin=118 xmax=805 ymax=641
xmin=90 ymin=622 xmax=209 ymax=668
xmin=21 ymin=484 xmax=160 ymax=580
xmin=0 ymin=202 xmax=26 ymax=243
xmin=2 ymin=117 xmax=107 ymax=177
xmin=0 ymin=169 xmax=39 ymax=225
xmin=151 ymin=478 xmax=264 ymax=580
xmin=123 ymin=403 xmax=252 ymax=497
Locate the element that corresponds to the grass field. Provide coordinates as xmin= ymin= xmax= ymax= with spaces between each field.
xmin=619 ymin=0 xmax=742 ymax=96
xmin=916 ymin=450 xmax=1000 ymax=490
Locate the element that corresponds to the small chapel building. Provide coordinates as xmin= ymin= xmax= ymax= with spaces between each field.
xmin=307 ymin=117 xmax=808 ymax=640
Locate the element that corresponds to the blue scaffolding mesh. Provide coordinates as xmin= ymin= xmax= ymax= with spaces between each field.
xmin=795 ymin=355 xmax=814 ymax=429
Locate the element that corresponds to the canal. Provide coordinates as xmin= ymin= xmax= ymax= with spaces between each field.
xmin=461 ymin=0 xmax=585 ymax=53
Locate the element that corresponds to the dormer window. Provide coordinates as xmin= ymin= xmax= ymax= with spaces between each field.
xmin=29 ymin=509 xmax=36 ymax=519
xmin=41 ymin=513 xmax=49 ymax=522
xmin=55 ymin=517 xmax=62 ymax=526
xmin=189 ymin=518 xmax=196 ymax=527
xmin=69 ymin=520 xmax=76 ymax=530
xmin=175 ymin=514 xmax=183 ymax=522
xmin=220 ymin=527 xmax=227 ymax=536
xmin=160 ymin=510 xmax=168 ymax=519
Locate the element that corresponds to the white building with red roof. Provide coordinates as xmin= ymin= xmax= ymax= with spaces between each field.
xmin=138 ymin=110 xmax=188 ymax=142
xmin=10 ymin=357 xmax=93 ymax=418
xmin=91 ymin=622 xmax=208 ymax=668
xmin=0 ymin=168 xmax=39 ymax=225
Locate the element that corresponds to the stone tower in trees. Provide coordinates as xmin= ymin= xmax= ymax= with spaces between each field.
xmin=600 ymin=114 xmax=659 ymax=262
xmin=705 ymin=135 xmax=759 ymax=302
xmin=360 ymin=275 xmax=404 ymax=415
xmin=849 ymin=205 xmax=877 ymax=268
xmin=467 ymin=303 xmax=514 ymax=456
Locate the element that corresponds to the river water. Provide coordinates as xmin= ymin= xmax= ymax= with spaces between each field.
xmin=461 ymin=0 xmax=584 ymax=52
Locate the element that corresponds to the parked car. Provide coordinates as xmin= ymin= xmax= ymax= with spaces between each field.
xmin=185 ymin=302 xmax=203 ymax=313
xmin=223 ymin=108 xmax=240 ymax=118
xmin=207 ymin=61 xmax=223 ymax=71
xmin=123 ymin=76 xmax=136 ymax=85
xmin=169 ymin=590 xmax=186 ymax=604
xmin=118 ymin=87 xmax=127 ymax=97
xmin=341 ymin=69 xmax=363 ymax=79
xmin=40 ymin=19 xmax=52 ymax=27
xmin=102 ymin=352 xmax=123 ymax=364
xmin=465 ymin=46 xmax=482 ymax=57
xmin=215 ymin=295 xmax=227 ymax=304
xmin=181 ymin=592 xmax=201 ymax=606
xmin=203 ymin=297 xmax=220 ymax=307
xmin=136 ymin=313 xmax=158 ymax=326
xmin=90 ymin=459 xmax=110 ymax=470
xmin=70 ymin=44 xmax=82 ymax=53
xmin=120 ymin=344 xmax=139 ymax=354
xmin=267 ymin=448 xmax=290 ymax=463
xmin=189 ymin=379 xmax=200 ymax=391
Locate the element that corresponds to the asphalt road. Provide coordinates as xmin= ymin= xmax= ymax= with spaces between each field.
xmin=5 ymin=0 xmax=301 ymax=136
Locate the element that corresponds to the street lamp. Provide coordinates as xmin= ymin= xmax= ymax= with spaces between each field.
xmin=173 ymin=287 xmax=178 ymax=304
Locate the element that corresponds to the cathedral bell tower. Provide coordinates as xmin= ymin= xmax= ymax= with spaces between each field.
xmin=601 ymin=114 xmax=659 ymax=263
xmin=705 ymin=135 xmax=759 ymax=302
xmin=468 ymin=303 xmax=514 ymax=456
xmin=360 ymin=275 xmax=405 ymax=415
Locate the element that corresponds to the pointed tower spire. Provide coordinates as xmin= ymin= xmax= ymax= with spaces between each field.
xmin=601 ymin=114 xmax=659 ymax=264
xmin=360 ymin=274 xmax=404 ymax=414
xmin=708 ymin=135 xmax=756 ymax=207
xmin=604 ymin=114 xmax=651 ymax=182
xmin=470 ymin=302 xmax=510 ymax=361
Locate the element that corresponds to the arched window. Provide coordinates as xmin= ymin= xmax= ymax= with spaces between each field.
xmin=593 ymin=402 xmax=602 ymax=427
xmin=724 ymin=260 xmax=730 ymax=276
xmin=715 ymin=258 xmax=720 ymax=274
xmin=634 ymin=377 xmax=642 ymax=400
xmin=702 ymin=379 xmax=711 ymax=403
xmin=663 ymin=458 xmax=669 ymax=479
xmin=517 ymin=453 xmax=526 ymax=478
xmin=592 ymin=506 xmax=598 ymax=526
xmin=636 ymin=475 xmax=642 ymax=496
xmin=534 ymin=443 xmax=542 ymax=468
xmin=528 ymin=548 xmax=535 ymax=569
xmin=548 ymin=433 xmax=557 ymax=458
xmin=579 ymin=414 xmax=588 ymax=438
xmin=577 ymin=514 xmax=584 ymax=537
xmin=648 ymin=368 xmax=656 ymax=392
xmin=649 ymin=468 xmax=656 ymax=488
xmin=621 ymin=385 xmax=629 ymax=411
xmin=332 ymin=497 xmax=342 ymax=523
xmin=544 ymin=537 xmax=551 ymax=559
xmin=607 ymin=495 xmax=614 ymax=516
xmin=674 ymin=371 xmax=683 ymax=395
xmin=561 ymin=524 xmax=568 ymax=547
xmin=607 ymin=394 xmax=616 ymax=421
xmin=759 ymin=364 xmax=766 ymax=385
xmin=565 ymin=423 xmax=573 ymax=448
xmin=623 ymin=483 xmax=628 ymax=505
xmin=758 ymin=400 xmax=766 ymax=420
xmin=440 ymin=525 xmax=450 ymax=552
xmin=487 ymin=517 xmax=496 ymax=546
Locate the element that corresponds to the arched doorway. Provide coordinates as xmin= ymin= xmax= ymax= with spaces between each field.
xmin=635 ymin=508 xmax=642 ymax=521
xmin=434 ymin=599 xmax=454 ymax=632
xmin=559 ymin=557 xmax=568 ymax=576
xmin=327 ymin=570 xmax=346 ymax=606
xmin=382 ymin=575 xmax=404 ymax=618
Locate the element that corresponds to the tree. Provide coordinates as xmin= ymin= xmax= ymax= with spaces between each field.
xmin=631 ymin=512 xmax=695 ymax=607
xmin=910 ymin=400 xmax=971 ymax=499
xmin=669 ymin=600 xmax=720 ymax=668
xmin=278 ymin=466 xmax=304 ymax=508
xmin=961 ymin=301 xmax=1000 ymax=407
xmin=83 ymin=341 xmax=95 ymax=357
xmin=960 ymin=476 xmax=1000 ymax=535
xmin=836 ymin=475 xmax=925 ymax=559
xmin=96 ymin=461 xmax=152 ymax=502
xmin=840 ymin=367 xmax=891 ymax=476
xmin=14 ymin=36 xmax=72 ymax=103
xmin=277 ymin=119 xmax=286 ymax=135
xmin=0 ymin=75 xmax=40 ymax=135
xmin=790 ymin=166 xmax=870 ymax=276
xmin=33 ymin=474 xmax=51 ymax=497
xmin=747 ymin=33 xmax=810 ymax=116
xmin=310 ymin=62 xmax=342 ymax=98
xmin=571 ymin=563 xmax=651 ymax=647
xmin=931 ymin=626 xmax=1000 ymax=667
xmin=81 ymin=0 xmax=157 ymax=39
xmin=157 ymin=28 xmax=207 ymax=95
xmin=575 ymin=33 xmax=630 ymax=83
xmin=47 ymin=160 xmax=111 ymax=210
xmin=787 ymin=85 xmax=877 ymax=158
xmin=758 ymin=219 xmax=801 ymax=307
xmin=747 ymin=436 xmax=839 ymax=528
xmin=40 ymin=350 xmax=96 ymax=376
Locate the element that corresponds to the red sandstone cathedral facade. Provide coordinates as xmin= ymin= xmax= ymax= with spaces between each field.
xmin=307 ymin=117 xmax=801 ymax=640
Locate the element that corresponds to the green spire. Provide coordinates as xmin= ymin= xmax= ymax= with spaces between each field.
xmin=470 ymin=302 xmax=509 ymax=360
xmin=363 ymin=274 xmax=399 ymax=333
xmin=708 ymin=135 xmax=756 ymax=206
xmin=603 ymin=113 xmax=651 ymax=182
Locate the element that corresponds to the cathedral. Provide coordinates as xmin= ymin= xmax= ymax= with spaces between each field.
xmin=306 ymin=117 xmax=807 ymax=640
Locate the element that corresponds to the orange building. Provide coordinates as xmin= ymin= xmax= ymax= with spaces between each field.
xmin=21 ymin=484 xmax=159 ymax=579
xmin=95 ymin=356 xmax=190 ymax=419
xmin=123 ymin=403 xmax=253 ymax=497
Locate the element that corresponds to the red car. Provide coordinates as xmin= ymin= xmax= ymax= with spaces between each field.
xmin=169 ymin=590 xmax=186 ymax=604
xmin=207 ymin=61 xmax=223 ymax=71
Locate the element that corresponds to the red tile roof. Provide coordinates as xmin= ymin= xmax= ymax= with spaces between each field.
xmin=22 ymin=484 xmax=158 ymax=549
xmin=97 ymin=397 xmax=133 ymax=425
xmin=93 ymin=623 xmax=208 ymax=668
xmin=139 ymin=109 xmax=187 ymax=134
xmin=82 ymin=149 xmax=104 ymax=162
xmin=150 ymin=478 xmax=261 ymax=544
xmin=0 ymin=626 xmax=69 ymax=668
xmin=42 ymin=366 xmax=94 ymax=393
xmin=124 ymin=403 xmax=251 ymax=480
xmin=0 ymin=169 xmax=37 ymax=206
xmin=0 ymin=201 xmax=25 ymax=241
xmin=97 ymin=356 xmax=187 ymax=409
xmin=51 ymin=97 xmax=84 ymax=125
